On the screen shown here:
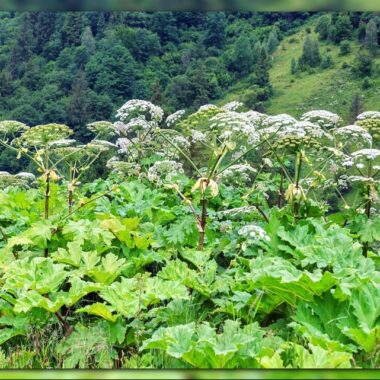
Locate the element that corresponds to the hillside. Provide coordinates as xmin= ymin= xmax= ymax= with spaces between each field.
xmin=222 ymin=15 xmax=380 ymax=123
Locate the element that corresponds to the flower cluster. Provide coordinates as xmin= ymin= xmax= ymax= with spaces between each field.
xmin=351 ymin=148 xmax=380 ymax=161
xmin=106 ymin=157 xmax=141 ymax=176
xmin=48 ymin=139 xmax=77 ymax=148
xmin=166 ymin=110 xmax=186 ymax=127
xmin=218 ymin=164 xmax=257 ymax=185
xmin=222 ymin=101 xmax=244 ymax=111
xmin=191 ymin=129 xmax=207 ymax=143
xmin=114 ymin=118 xmax=153 ymax=136
xmin=209 ymin=111 xmax=260 ymax=144
xmin=0 ymin=120 xmax=29 ymax=137
xmin=116 ymin=138 xmax=134 ymax=154
xmin=243 ymin=110 xmax=267 ymax=126
xmin=147 ymin=160 xmax=184 ymax=186
xmin=86 ymin=140 xmax=117 ymax=153
xmin=116 ymin=99 xmax=164 ymax=123
xmin=87 ymin=121 xmax=115 ymax=139
xmin=51 ymin=145 xmax=88 ymax=163
xmin=356 ymin=111 xmax=380 ymax=121
xmin=238 ymin=224 xmax=270 ymax=242
xmin=334 ymin=125 xmax=372 ymax=149
xmin=300 ymin=110 xmax=342 ymax=129
xmin=342 ymin=149 xmax=380 ymax=172
xmin=178 ymin=104 xmax=223 ymax=132
xmin=0 ymin=171 xmax=35 ymax=188
xmin=261 ymin=114 xmax=297 ymax=132
xmin=16 ymin=124 xmax=73 ymax=147
xmin=356 ymin=118 xmax=380 ymax=142
xmin=15 ymin=172 xmax=36 ymax=181
xmin=273 ymin=121 xmax=328 ymax=150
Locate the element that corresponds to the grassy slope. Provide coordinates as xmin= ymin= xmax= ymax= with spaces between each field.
xmin=221 ymin=17 xmax=380 ymax=123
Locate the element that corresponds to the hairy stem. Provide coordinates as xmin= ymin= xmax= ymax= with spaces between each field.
xmin=278 ymin=169 xmax=284 ymax=208
xmin=293 ymin=152 xmax=303 ymax=222
xmin=198 ymin=197 xmax=208 ymax=251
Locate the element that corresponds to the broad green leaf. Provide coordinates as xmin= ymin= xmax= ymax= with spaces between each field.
xmin=293 ymin=343 xmax=352 ymax=368
xmin=355 ymin=216 xmax=380 ymax=243
xmin=86 ymin=253 xmax=126 ymax=285
xmin=76 ymin=303 xmax=118 ymax=322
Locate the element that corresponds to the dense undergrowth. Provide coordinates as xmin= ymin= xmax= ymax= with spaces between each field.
xmin=0 ymin=101 xmax=379 ymax=368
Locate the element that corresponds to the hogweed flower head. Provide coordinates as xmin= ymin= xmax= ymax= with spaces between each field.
xmin=116 ymin=99 xmax=164 ymax=123
xmin=87 ymin=121 xmax=115 ymax=139
xmin=356 ymin=111 xmax=380 ymax=121
xmin=243 ymin=110 xmax=267 ymax=126
xmin=0 ymin=120 xmax=29 ymax=137
xmin=106 ymin=157 xmax=141 ymax=176
xmin=334 ymin=125 xmax=372 ymax=148
xmin=260 ymin=114 xmax=297 ymax=134
xmin=87 ymin=139 xmax=117 ymax=153
xmin=147 ymin=160 xmax=184 ymax=186
xmin=16 ymin=124 xmax=73 ymax=147
xmin=238 ymin=224 xmax=270 ymax=242
xmin=209 ymin=111 xmax=260 ymax=144
xmin=0 ymin=171 xmax=34 ymax=188
xmin=356 ymin=118 xmax=380 ymax=142
xmin=222 ymin=101 xmax=244 ymax=111
xmin=48 ymin=139 xmax=77 ymax=148
xmin=166 ymin=110 xmax=186 ymax=127
xmin=218 ymin=164 xmax=257 ymax=186
xmin=273 ymin=121 xmax=328 ymax=151
xmin=300 ymin=110 xmax=342 ymax=129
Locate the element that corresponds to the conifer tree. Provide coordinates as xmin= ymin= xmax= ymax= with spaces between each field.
xmin=365 ymin=19 xmax=379 ymax=53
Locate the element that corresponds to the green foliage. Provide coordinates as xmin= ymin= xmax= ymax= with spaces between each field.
xmin=299 ymin=35 xmax=321 ymax=68
xmin=1 ymin=11 xmax=380 ymax=370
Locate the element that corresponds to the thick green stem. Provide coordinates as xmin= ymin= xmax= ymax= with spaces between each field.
xmin=198 ymin=197 xmax=208 ymax=251
xmin=293 ymin=152 xmax=303 ymax=221
xmin=44 ymin=172 xmax=51 ymax=220
xmin=278 ymin=169 xmax=284 ymax=208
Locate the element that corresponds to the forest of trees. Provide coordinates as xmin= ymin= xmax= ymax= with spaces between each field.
xmin=0 ymin=12 xmax=310 ymax=134
xmin=1 ymin=11 xmax=380 ymax=173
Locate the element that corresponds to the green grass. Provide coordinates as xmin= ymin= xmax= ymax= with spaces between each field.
xmin=220 ymin=17 xmax=380 ymax=123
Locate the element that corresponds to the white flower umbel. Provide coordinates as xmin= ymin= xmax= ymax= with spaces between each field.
xmin=147 ymin=160 xmax=184 ymax=186
xmin=342 ymin=149 xmax=380 ymax=179
xmin=351 ymin=149 xmax=380 ymax=161
xmin=0 ymin=172 xmax=28 ymax=188
xmin=261 ymin=114 xmax=297 ymax=130
xmin=166 ymin=110 xmax=186 ymax=127
xmin=87 ymin=140 xmax=117 ymax=152
xmin=272 ymin=121 xmax=329 ymax=150
xmin=16 ymin=124 xmax=73 ymax=147
xmin=14 ymin=172 xmax=36 ymax=181
xmin=106 ymin=157 xmax=141 ymax=175
xmin=244 ymin=110 xmax=267 ymax=126
xmin=171 ymin=135 xmax=191 ymax=150
xmin=209 ymin=111 xmax=260 ymax=144
xmin=116 ymin=138 xmax=133 ymax=154
xmin=356 ymin=111 xmax=380 ymax=121
xmin=222 ymin=101 xmax=244 ymax=111
xmin=191 ymin=129 xmax=207 ymax=143
xmin=0 ymin=120 xmax=29 ymax=137
xmin=116 ymin=99 xmax=164 ymax=123
xmin=334 ymin=125 xmax=372 ymax=148
xmin=114 ymin=117 xmax=153 ymax=136
xmin=87 ymin=121 xmax=115 ymax=139
xmin=49 ymin=139 xmax=77 ymax=148
xmin=300 ymin=110 xmax=342 ymax=129
xmin=199 ymin=104 xmax=219 ymax=112
xmin=219 ymin=164 xmax=257 ymax=185
xmin=238 ymin=224 xmax=270 ymax=242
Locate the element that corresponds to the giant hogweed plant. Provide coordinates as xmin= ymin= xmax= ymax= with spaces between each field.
xmin=1 ymin=102 xmax=380 ymax=368
xmin=0 ymin=121 xmax=115 ymax=217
